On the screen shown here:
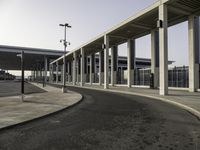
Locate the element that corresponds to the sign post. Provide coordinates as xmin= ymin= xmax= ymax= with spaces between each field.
xmin=17 ymin=51 xmax=24 ymax=102
xmin=22 ymin=51 xmax=24 ymax=101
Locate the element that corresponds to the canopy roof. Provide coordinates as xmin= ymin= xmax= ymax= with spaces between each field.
xmin=0 ymin=45 xmax=64 ymax=70
xmin=52 ymin=0 xmax=200 ymax=64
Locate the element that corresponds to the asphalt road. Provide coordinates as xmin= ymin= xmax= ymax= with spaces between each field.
xmin=0 ymin=81 xmax=46 ymax=97
xmin=0 ymin=86 xmax=200 ymax=150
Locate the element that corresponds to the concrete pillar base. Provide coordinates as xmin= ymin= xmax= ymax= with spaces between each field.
xmin=20 ymin=94 xmax=24 ymax=102
xmin=131 ymin=69 xmax=135 ymax=85
xmin=127 ymin=69 xmax=134 ymax=88
xmin=62 ymin=87 xmax=67 ymax=93
xmin=153 ymin=67 xmax=159 ymax=89
xmin=90 ymin=73 xmax=95 ymax=85
xmin=189 ymin=64 xmax=199 ymax=92
xmin=80 ymin=82 xmax=84 ymax=87
xmin=100 ymin=73 xmax=104 ymax=86
xmin=68 ymin=76 xmax=72 ymax=83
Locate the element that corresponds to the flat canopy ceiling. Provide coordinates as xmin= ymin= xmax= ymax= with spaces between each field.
xmin=52 ymin=0 xmax=200 ymax=64
xmin=0 ymin=45 xmax=64 ymax=70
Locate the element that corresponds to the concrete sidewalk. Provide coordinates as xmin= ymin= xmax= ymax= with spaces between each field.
xmin=55 ymin=82 xmax=200 ymax=119
xmin=0 ymin=83 xmax=82 ymax=129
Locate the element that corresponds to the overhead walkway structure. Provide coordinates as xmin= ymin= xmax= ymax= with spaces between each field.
xmin=0 ymin=45 xmax=64 ymax=82
xmin=50 ymin=0 xmax=200 ymax=95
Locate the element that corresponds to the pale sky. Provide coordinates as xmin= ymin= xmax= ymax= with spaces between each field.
xmin=0 ymin=0 xmax=189 ymax=70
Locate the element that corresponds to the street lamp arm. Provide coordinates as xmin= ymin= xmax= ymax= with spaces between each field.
xmin=59 ymin=24 xmax=65 ymax=27
xmin=66 ymin=25 xmax=72 ymax=28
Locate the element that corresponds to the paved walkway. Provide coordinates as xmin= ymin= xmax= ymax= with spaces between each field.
xmin=0 ymin=82 xmax=82 ymax=129
xmin=53 ymin=82 xmax=200 ymax=119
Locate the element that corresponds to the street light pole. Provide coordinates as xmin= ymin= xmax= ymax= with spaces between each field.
xmin=59 ymin=23 xmax=71 ymax=93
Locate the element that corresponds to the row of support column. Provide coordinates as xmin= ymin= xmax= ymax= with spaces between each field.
xmin=50 ymin=4 xmax=199 ymax=96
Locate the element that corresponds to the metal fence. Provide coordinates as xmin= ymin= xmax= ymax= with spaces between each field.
xmin=132 ymin=66 xmax=189 ymax=88
xmin=69 ymin=66 xmax=191 ymax=88
xmin=168 ymin=66 xmax=189 ymax=88
xmin=134 ymin=69 xmax=151 ymax=86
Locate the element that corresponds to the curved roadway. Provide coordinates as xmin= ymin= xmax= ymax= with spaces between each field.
xmin=0 ymin=86 xmax=200 ymax=150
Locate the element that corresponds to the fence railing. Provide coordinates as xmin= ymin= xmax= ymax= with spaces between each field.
xmin=115 ymin=66 xmax=190 ymax=88
xmin=49 ymin=66 xmax=193 ymax=89
xmin=168 ymin=67 xmax=189 ymax=88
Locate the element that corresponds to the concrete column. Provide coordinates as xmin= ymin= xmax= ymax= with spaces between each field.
xmin=37 ymin=67 xmax=39 ymax=81
xmin=89 ymin=55 xmax=92 ymax=85
xmin=80 ymin=48 xmax=85 ymax=87
xmin=50 ymin=64 xmax=53 ymax=82
xmin=33 ymin=70 xmax=35 ymax=81
xmin=92 ymin=54 xmax=94 ymax=84
xmin=62 ymin=55 xmax=67 ymax=93
xmin=77 ymin=59 xmax=80 ymax=84
xmin=49 ymin=64 xmax=53 ymax=83
xmin=104 ymin=35 xmax=109 ymax=89
xmin=68 ymin=61 xmax=72 ymax=82
xmin=35 ymin=67 xmax=38 ymax=81
xmin=56 ymin=62 xmax=59 ymax=83
xmin=39 ymin=66 xmax=42 ymax=81
xmin=127 ymin=39 xmax=136 ymax=88
xmin=73 ymin=52 xmax=77 ymax=85
xmin=66 ymin=61 xmax=68 ymax=82
xmin=101 ymin=51 xmax=105 ymax=84
xmin=48 ymin=65 xmax=51 ymax=83
xmin=31 ymin=71 xmax=34 ymax=81
xmin=98 ymin=52 xmax=101 ymax=85
xmin=99 ymin=51 xmax=104 ymax=86
xmin=111 ymin=46 xmax=118 ymax=86
xmin=159 ymin=4 xmax=168 ymax=95
xmin=94 ymin=56 xmax=97 ymax=83
xmin=44 ymin=57 xmax=48 ymax=85
xmin=188 ymin=16 xmax=200 ymax=92
xmin=78 ymin=58 xmax=81 ymax=83
xmin=61 ymin=64 xmax=63 ymax=83
xmin=90 ymin=54 xmax=95 ymax=85
xmin=53 ymin=64 xmax=55 ymax=82
xmin=67 ymin=62 xmax=69 ymax=82
xmin=84 ymin=56 xmax=88 ymax=83
xmin=151 ymin=30 xmax=159 ymax=88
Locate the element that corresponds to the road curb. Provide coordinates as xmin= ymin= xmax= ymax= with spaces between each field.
xmin=68 ymin=85 xmax=200 ymax=120
xmin=0 ymin=90 xmax=83 ymax=132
